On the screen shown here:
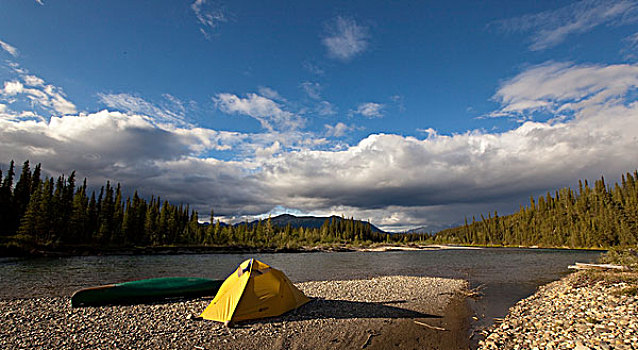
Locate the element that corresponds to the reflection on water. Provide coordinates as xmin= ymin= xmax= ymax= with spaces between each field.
xmin=0 ymin=248 xmax=600 ymax=325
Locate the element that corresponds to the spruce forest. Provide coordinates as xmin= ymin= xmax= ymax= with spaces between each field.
xmin=0 ymin=159 xmax=637 ymax=254
xmin=0 ymin=160 xmax=391 ymax=253
xmin=435 ymin=171 xmax=638 ymax=248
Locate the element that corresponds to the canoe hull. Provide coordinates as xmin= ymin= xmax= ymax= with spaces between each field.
xmin=71 ymin=277 xmax=224 ymax=307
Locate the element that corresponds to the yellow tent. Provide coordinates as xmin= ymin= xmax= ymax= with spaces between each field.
xmin=200 ymin=259 xmax=310 ymax=324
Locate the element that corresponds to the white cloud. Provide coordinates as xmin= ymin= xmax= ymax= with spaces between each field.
xmin=98 ymin=93 xmax=188 ymax=126
xmin=191 ymin=0 xmax=228 ymax=39
xmin=316 ymin=101 xmax=337 ymax=116
xmin=303 ymin=61 xmax=325 ymax=76
xmin=24 ymin=75 xmax=44 ymax=86
xmin=161 ymin=93 xmax=188 ymax=115
xmin=390 ymin=95 xmax=405 ymax=112
xmin=322 ymin=16 xmax=369 ymax=61
xmin=2 ymin=81 xmax=24 ymax=95
xmin=257 ymin=87 xmax=286 ymax=102
xmin=300 ymin=81 xmax=322 ymax=100
xmin=627 ymin=31 xmax=638 ymax=46
xmin=324 ymin=122 xmax=351 ymax=137
xmin=254 ymin=141 xmax=281 ymax=159
xmin=417 ymin=127 xmax=438 ymax=138
xmin=1 ymin=111 xmax=189 ymax=165
xmin=491 ymin=62 xmax=638 ymax=118
xmin=1 ymin=73 xmax=77 ymax=116
xmin=493 ymin=0 xmax=638 ymax=51
xmin=0 ymin=39 xmax=18 ymax=57
xmin=214 ymin=92 xmax=304 ymax=131
xmin=354 ymin=102 xmax=384 ymax=118
xmin=623 ymin=31 xmax=638 ymax=57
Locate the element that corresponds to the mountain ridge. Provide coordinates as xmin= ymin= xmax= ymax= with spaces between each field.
xmin=240 ymin=214 xmax=386 ymax=233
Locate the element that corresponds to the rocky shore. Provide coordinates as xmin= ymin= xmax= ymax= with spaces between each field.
xmin=478 ymin=270 xmax=638 ymax=349
xmin=1 ymin=275 xmax=471 ymax=349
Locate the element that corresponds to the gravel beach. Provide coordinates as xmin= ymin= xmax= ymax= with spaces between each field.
xmin=478 ymin=271 xmax=638 ymax=350
xmin=1 ymin=275 xmax=471 ymax=349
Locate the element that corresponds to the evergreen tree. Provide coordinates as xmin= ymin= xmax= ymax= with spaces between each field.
xmin=69 ymin=179 xmax=89 ymax=244
xmin=204 ymin=209 xmax=215 ymax=244
xmin=35 ymin=178 xmax=54 ymax=246
xmin=11 ymin=160 xmax=32 ymax=232
xmin=0 ymin=161 xmax=15 ymax=234
xmin=17 ymin=180 xmax=42 ymax=241
xmin=111 ymin=184 xmax=124 ymax=244
xmin=87 ymin=191 xmax=98 ymax=242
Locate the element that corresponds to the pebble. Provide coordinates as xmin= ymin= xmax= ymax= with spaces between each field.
xmin=478 ymin=271 xmax=638 ymax=350
xmin=0 ymin=275 xmax=466 ymax=349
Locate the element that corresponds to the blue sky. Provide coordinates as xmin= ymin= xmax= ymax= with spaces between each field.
xmin=1 ymin=0 xmax=638 ymax=231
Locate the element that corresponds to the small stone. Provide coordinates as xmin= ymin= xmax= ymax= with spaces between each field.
xmin=574 ymin=342 xmax=591 ymax=350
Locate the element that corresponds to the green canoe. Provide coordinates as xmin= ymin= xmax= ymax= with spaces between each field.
xmin=71 ymin=277 xmax=224 ymax=307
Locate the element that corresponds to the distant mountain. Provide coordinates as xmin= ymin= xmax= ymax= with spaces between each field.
xmin=402 ymin=226 xmax=435 ymax=235
xmin=242 ymin=214 xmax=386 ymax=233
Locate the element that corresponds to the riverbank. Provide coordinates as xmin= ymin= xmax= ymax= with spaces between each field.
xmin=0 ymin=243 xmax=483 ymax=257
xmin=0 ymin=275 xmax=471 ymax=349
xmin=477 ymin=270 xmax=638 ymax=349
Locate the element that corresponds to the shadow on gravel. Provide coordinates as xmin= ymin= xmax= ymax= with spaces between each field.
xmin=238 ymin=297 xmax=442 ymax=326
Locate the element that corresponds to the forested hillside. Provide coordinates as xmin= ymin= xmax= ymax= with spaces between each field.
xmin=435 ymin=171 xmax=638 ymax=248
xmin=0 ymin=160 xmax=394 ymax=253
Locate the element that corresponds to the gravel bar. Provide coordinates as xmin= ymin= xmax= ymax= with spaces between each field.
xmin=1 ymin=275 xmax=471 ymax=349
xmin=478 ymin=271 xmax=638 ymax=350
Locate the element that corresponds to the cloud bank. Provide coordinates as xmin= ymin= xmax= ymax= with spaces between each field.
xmin=1 ymin=59 xmax=637 ymax=230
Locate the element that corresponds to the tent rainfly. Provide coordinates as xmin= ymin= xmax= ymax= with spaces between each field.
xmin=200 ymin=259 xmax=310 ymax=325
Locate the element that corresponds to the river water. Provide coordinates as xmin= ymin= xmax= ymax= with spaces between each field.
xmin=0 ymin=247 xmax=601 ymax=327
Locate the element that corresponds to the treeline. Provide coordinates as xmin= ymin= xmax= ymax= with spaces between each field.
xmin=435 ymin=171 xmax=638 ymax=248
xmin=0 ymin=160 xmax=203 ymax=248
xmin=0 ymin=160 xmax=404 ymax=252
xmin=202 ymin=215 xmax=391 ymax=249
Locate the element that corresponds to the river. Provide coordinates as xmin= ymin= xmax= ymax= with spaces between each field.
xmin=0 ymin=247 xmax=601 ymax=328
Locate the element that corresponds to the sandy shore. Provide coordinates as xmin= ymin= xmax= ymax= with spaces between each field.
xmin=1 ymin=276 xmax=471 ymax=349
xmin=478 ymin=270 xmax=638 ymax=349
